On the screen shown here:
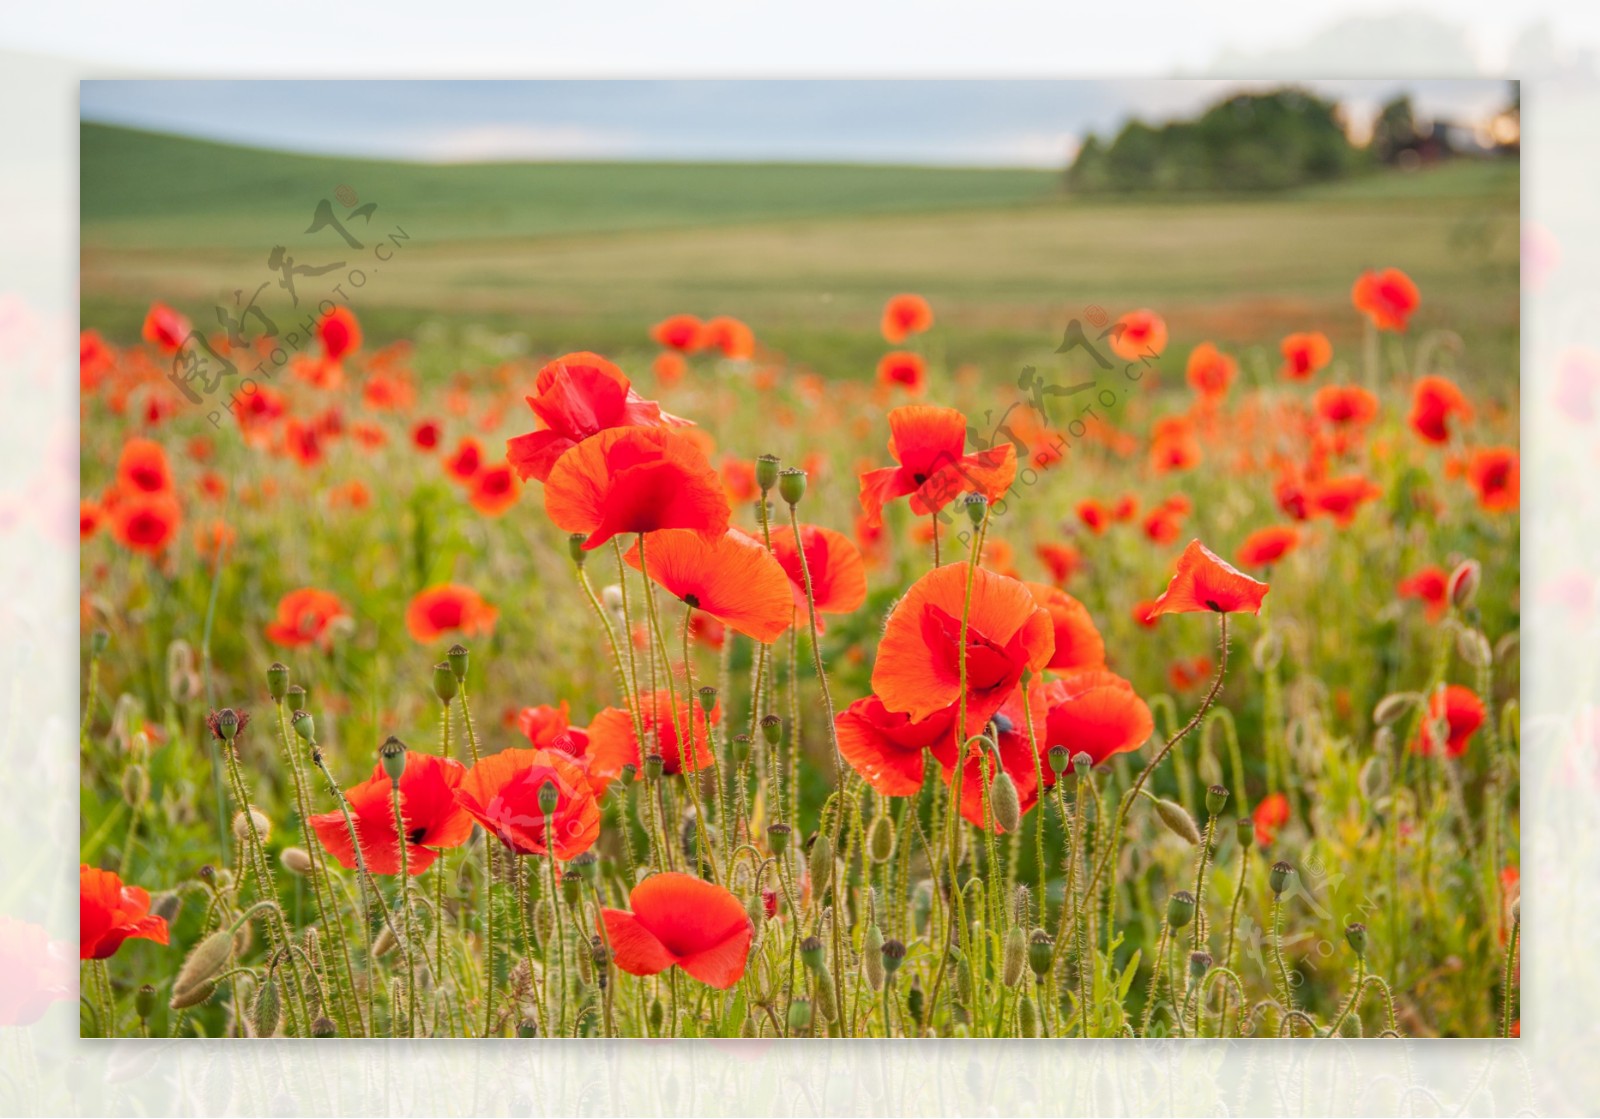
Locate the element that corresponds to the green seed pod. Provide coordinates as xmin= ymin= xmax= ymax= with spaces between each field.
xmin=569 ymin=850 xmax=598 ymax=881
xmin=881 ymin=938 xmax=906 ymax=977
xmin=964 ymin=493 xmax=988 ymax=526
xmin=432 ymin=662 xmax=458 ymax=703
xmin=287 ymin=683 xmax=308 ymax=708
xmin=808 ymin=833 xmax=833 ymax=896
xmin=867 ymin=813 xmax=895 ymax=864
xmin=538 ymin=778 xmax=560 ymax=814
xmin=1205 ymin=784 xmax=1230 ymax=818
xmin=787 ymin=998 xmax=812 ymax=1033
xmin=379 ymin=737 xmax=408 ymax=785
xmin=740 ymin=1015 xmax=759 ymax=1038
xmin=800 ymin=935 xmax=826 ymax=973
xmin=1072 ymin=751 xmax=1093 ymax=778
xmin=777 ymin=467 xmax=807 ymax=507
xmin=213 ymin=707 xmax=240 ymax=742
xmin=767 ymin=822 xmax=792 ymax=856
xmin=990 ymin=770 xmax=1021 ymax=833
xmin=1154 ymin=798 xmax=1201 ymax=845
xmin=1002 ymin=926 xmax=1026 ymax=988
xmin=562 ymin=870 xmax=582 ymax=907
xmin=292 ymin=709 xmax=315 ymax=742
xmin=174 ymin=929 xmax=235 ymax=998
xmin=1188 ymin=950 xmax=1212 ymax=981
xmin=169 ymin=979 xmax=216 ymax=1010
xmin=1345 ymin=922 xmax=1368 ymax=958
xmin=644 ymin=753 xmax=665 ymax=780
xmin=447 ymin=643 xmax=469 ymax=682
xmin=1269 ymin=860 xmax=1295 ymax=896
xmin=1167 ymin=890 xmax=1197 ymax=930
xmin=1019 ymin=993 xmax=1039 ymax=1037
xmin=756 ymin=454 xmax=781 ymax=493
xmin=266 ymin=662 xmax=290 ymax=702
xmin=864 ymin=924 xmax=885 ymax=991
xmin=1028 ymin=929 xmax=1053 ymax=979
xmin=134 ymin=984 xmax=156 ymax=1021
xmin=91 ymin=629 xmax=110 ymax=657
xmin=760 ymin=714 xmax=782 ymax=746
xmin=517 ymin=1018 xmax=539 ymax=1038
xmin=251 ymin=974 xmax=281 ymax=1037
xmin=567 ymin=533 xmax=588 ymax=566
xmin=1047 ymin=745 xmax=1070 ymax=777
xmin=311 ymin=1016 xmax=337 ymax=1038
xmin=814 ymin=967 xmax=838 ymax=1022
xmin=1236 ymin=816 xmax=1255 ymax=849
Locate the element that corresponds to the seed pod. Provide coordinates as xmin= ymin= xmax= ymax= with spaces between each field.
xmin=881 ymin=938 xmax=906 ymax=978
xmin=800 ymin=936 xmax=825 ymax=973
xmin=787 ymin=998 xmax=812 ymax=1033
xmin=964 ymin=493 xmax=988 ymax=526
xmin=251 ymin=974 xmax=281 ymax=1037
xmin=906 ymin=980 xmax=925 ymax=1028
xmin=91 ymin=629 xmax=111 ymax=656
xmin=266 ymin=662 xmax=290 ymax=702
xmin=311 ymin=1016 xmax=338 ymax=1038
xmin=1269 ymin=860 xmax=1295 ymax=896
xmin=280 ymin=847 xmax=314 ymax=876
xmin=760 ymin=714 xmax=783 ymax=746
xmin=1235 ymin=817 xmax=1254 ymax=849
xmin=644 ymin=753 xmax=665 ymax=780
xmin=814 ymin=967 xmax=838 ymax=1022
xmin=864 ymin=924 xmax=885 ymax=991
xmin=517 ymin=1018 xmax=539 ymax=1038
xmin=1154 ymin=798 xmax=1201 ymax=845
xmin=1019 ymin=994 xmax=1039 ymax=1037
xmin=1188 ymin=950 xmax=1212 ymax=981
xmin=292 ymin=710 xmax=315 ymax=742
xmin=232 ymin=807 xmax=271 ymax=845
xmin=174 ymin=929 xmax=235 ymax=997
xmin=1047 ymin=745 xmax=1070 ymax=777
xmin=134 ymin=984 xmax=156 ymax=1020
xmin=1205 ymin=785 xmax=1230 ymax=818
xmin=767 ymin=822 xmax=792 ymax=857
xmin=1345 ymin=922 xmax=1368 ymax=958
xmin=756 ymin=454 xmax=781 ymax=493
xmin=867 ymin=813 xmax=895 ymax=864
xmin=447 ymin=643 xmax=470 ymax=681
xmin=379 ymin=737 xmax=409 ymax=785
xmin=169 ymin=979 xmax=216 ymax=1010
xmin=1028 ymin=929 xmax=1053 ymax=979
xmin=808 ymin=833 xmax=833 ymax=897
xmin=1167 ymin=890 xmax=1196 ymax=930
xmin=213 ymin=707 xmax=240 ymax=742
xmin=777 ymin=467 xmax=807 ymax=507
xmin=1002 ymin=926 xmax=1026 ymax=988
xmin=1072 ymin=752 xmax=1093 ymax=778
xmin=432 ymin=662 xmax=458 ymax=703
xmin=990 ymin=771 xmax=1021 ymax=833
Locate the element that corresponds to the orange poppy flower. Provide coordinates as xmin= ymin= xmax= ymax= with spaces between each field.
xmin=80 ymin=865 xmax=169 ymax=960
xmin=836 ymin=696 xmax=953 ymax=796
xmin=1280 ymin=332 xmax=1332 ymax=380
xmin=1025 ymin=582 xmax=1106 ymax=673
xmin=873 ymin=564 xmax=1054 ymax=738
xmin=80 ymin=499 xmax=103 ymax=540
xmin=767 ymin=524 xmax=868 ymax=626
xmin=1409 ymin=375 xmax=1473 ymax=445
xmin=81 ymin=329 xmax=116 ymax=389
xmin=586 ymin=690 xmax=718 ymax=790
xmin=1467 ymin=446 xmax=1519 ymax=512
xmin=1252 ymin=792 xmax=1290 ymax=845
xmin=600 ymin=872 xmax=753 ymax=988
xmin=1150 ymin=539 xmax=1269 ymax=617
xmin=858 ymin=405 xmax=1016 ymax=528
xmin=1411 ymin=685 xmax=1485 ymax=758
xmin=877 ymin=351 xmax=927 ymax=394
xmin=703 ymin=316 xmax=755 ymax=360
xmin=1185 ymin=342 xmax=1237 ymax=401
xmin=653 ymin=351 xmax=687 ymax=388
xmin=1235 ymin=525 xmax=1300 ymax=569
xmin=1076 ymin=499 xmax=1110 ymax=534
xmin=651 ymin=314 xmax=706 ymax=353
xmin=444 ymin=437 xmax=485 ymax=483
xmin=517 ymin=701 xmax=585 ymax=750
xmin=1112 ymin=494 xmax=1140 ymax=522
xmin=1035 ymin=542 xmax=1083 ymax=586
xmin=116 ymin=438 xmax=174 ymax=495
xmin=928 ymin=685 xmax=1048 ymax=832
xmin=1308 ymin=474 xmax=1382 ymax=526
xmin=624 ymin=529 xmax=793 ymax=642
xmin=1144 ymin=507 xmax=1184 ymax=545
xmin=1313 ymin=384 xmax=1379 ymax=429
xmin=1110 ymin=309 xmax=1167 ymax=362
xmin=1039 ymin=669 xmax=1153 ymax=775
xmin=880 ymin=294 xmax=934 ymax=344
xmin=318 ymin=306 xmax=361 ymax=362
xmin=141 ymin=302 xmax=189 ymax=352
xmin=455 ymin=747 xmax=601 ymax=859
xmin=506 ymin=352 xmax=691 ymax=484
xmin=405 ymin=584 xmax=497 ymax=644
xmin=1352 ymin=268 xmax=1420 ymax=332
xmin=545 ymin=427 xmax=730 ymax=552
xmin=266 ymin=587 xmax=350 ymax=648
xmin=469 ymin=463 xmax=521 ymax=517
xmin=1149 ymin=416 xmax=1201 ymax=474
xmin=1398 ymin=565 xmax=1450 ymax=621
xmin=110 ymin=491 xmax=182 ymax=555
xmin=309 ymin=752 xmax=473 ymax=876
xmin=1168 ymin=655 xmax=1214 ymax=692
xmin=1132 ymin=599 xmax=1161 ymax=628
xmin=721 ymin=457 xmax=759 ymax=505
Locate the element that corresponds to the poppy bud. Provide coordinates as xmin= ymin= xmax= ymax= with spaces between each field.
xmin=232 ymin=807 xmax=270 ymax=845
xmin=953 ymin=946 xmax=973 ymax=1006
xmin=252 ymin=974 xmax=281 ymax=1037
xmin=644 ymin=753 xmax=665 ymax=780
xmin=740 ymin=1016 xmax=758 ymax=1038
xmin=864 ymin=924 xmax=885 ymax=991
xmin=1072 ymin=751 xmax=1093 ymax=778
xmin=1043 ymin=745 xmax=1068 ymax=777
xmin=760 ymin=714 xmax=783 ymax=745
xmin=214 ymin=707 xmax=240 ymax=742
xmin=152 ymin=891 xmax=182 ymax=926
xmin=379 ymin=737 xmax=408 ymax=785
xmin=292 ymin=710 xmax=314 ymax=742
xmin=373 ymin=923 xmax=398 ymax=958
xmin=134 ymin=983 xmax=156 ymax=1020
xmin=1155 ymin=798 xmax=1201 ymax=846
xmin=567 ymin=533 xmax=588 ymax=566
xmin=778 ymin=467 xmax=807 ymax=507
xmin=280 ymin=847 xmax=313 ymax=876
xmin=311 ymin=1016 xmax=338 ymax=1038
xmin=756 ymin=454 xmax=781 ymax=493
xmin=814 ymin=967 xmax=838 ymax=1022
xmin=1345 ymin=922 xmax=1368 ymax=958
xmin=1167 ymin=890 xmax=1196 ymax=929
xmin=991 ymin=770 xmax=1022 ymax=833
xmin=447 ymin=643 xmax=469 ymax=682
xmin=538 ymin=778 xmax=560 ymax=815
xmin=91 ymin=629 xmax=110 ymax=657
xmin=1002 ymin=926 xmax=1026 ymax=987
xmin=197 ymin=864 xmax=216 ymax=884
xmin=1448 ymin=559 xmax=1481 ymax=610
xmin=808 ymin=833 xmax=833 ymax=896
xmin=767 ymin=822 xmax=792 ymax=856
xmin=175 ymin=929 xmax=235 ymax=999
xmin=1456 ymin=627 xmax=1492 ymax=668
xmin=432 ymin=662 xmax=457 ymax=703
xmin=1019 ymin=994 xmax=1039 ymax=1037
xmin=963 ymin=493 xmax=988 ymax=526
xmin=122 ymin=763 xmax=149 ymax=808
xmin=1372 ymin=692 xmax=1414 ymax=727
xmin=787 ymin=998 xmax=812 ymax=1032
xmin=266 ymin=662 xmax=290 ymax=702
xmin=1236 ymin=817 xmax=1254 ymax=849
xmin=169 ymin=980 xmax=216 ymax=1010
xmin=601 ymin=584 xmax=624 ymax=613
xmin=867 ymin=813 xmax=895 ymax=864
xmin=648 ymin=997 xmax=665 ymax=1034
xmin=1269 ymin=860 xmax=1295 ymax=896
xmin=882 ymin=938 xmax=907 ymax=977
xmin=535 ymin=898 xmax=556 ymax=946
xmin=1028 ymin=929 xmax=1053 ymax=978
xmin=1205 ymin=785 xmax=1229 ymax=818
xmin=1512 ymin=898 xmax=1520 ymax=923
xmin=745 ymin=890 xmax=765 ymax=925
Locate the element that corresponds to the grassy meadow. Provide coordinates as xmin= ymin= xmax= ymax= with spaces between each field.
xmin=79 ymin=120 xmax=1520 ymax=1039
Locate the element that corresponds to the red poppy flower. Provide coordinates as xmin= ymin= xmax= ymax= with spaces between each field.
xmin=1110 ymin=309 xmax=1167 ymax=362
xmin=624 ymin=529 xmax=793 ymax=642
xmin=1025 ymin=582 xmax=1106 ymax=673
xmin=81 ymin=329 xmax=116 ymax=389
xmin=704 ymin=316 xmax=755 ymax=360
xmin=1398 ymin=565 xmax=1450 ymax=621
xmin=873 ymin=563 xmax=1054 ymax=738
xmin=1036 ymin=542 xmax=1083 ymax=586
xmin=1112 ymin=494 xmax=1140 ymax=522
xmin=836 ymin=697 xmax=953 ymax=796
xmin=1039 ymin=669 xmax=1153 ymax=775
xmin=405 ymin=584 xmax=497 ymax=644
xmin=546 ymin=427 xmax=731 ymax=551
xmin=469 ymin=463 xmax=521 ymax=517
xmin=1168 ymin=655 xmax=1214 ymax=692
xmin=116 ymin=438 xmax=174 ymax=495
xmin=309 ymin=752 xmax=473 ymax=876
xmin=1308 ymin=474 xmax=1382 ymax=526
xmin=109 ymin=491 xmax=182 ymax=555
xmin=928 ymin=685 xmax=1048 ymax=832
xmin=600 ymin=872 xmax=752 ymax=988
xmin=651 ymin=314 xmax=706 ymax=353
xmin=455 ymin=747 xmax=601 ymax=859
xmin=653 ymin=351 xmax=687 ymax=388
xmin=411 ymin=420 xmax=442 ymax=450
xmin=318 ymin=306 xmax=361 ymax=362
xmin=877 ymin=351 xmax=927 ymax=394
xmin=80 ymin=499 xmax=103 ymax=540
xmin=1467 ymin=446 xmax=1519 ymax=512
xmin=1352 ymin=268 xmax=1420 ymax=332
xmin=1144 ymin=507 xmax=1184 ymax=545
xmin=1314 ymin=385 xmax=1379 ymax=429
xmin=141 ymin=303 xmax=189 ymax=352
xmin=767 ymin=524 xmax=868 ymax=627
xmin=1185 ymin=342 xmax=1237 ymax=401
xmin=858 ymin=405 xmax=1016 ymax=528
xmin=1235 ymin=525 xmax=1300 ymax=569
xmin=80 ymin=865 xmax=169 ymax=960
xmin=586 ymin=691 xmax=718 ymax=791
xmin=1150 ymin=539 xmax=1269 ymax=617
xmin=1412 ymin=685 xmax=1486 ymax=758
xmin=1132 ymin=599 xmax=1161 ymax=628
xmin=1149 ymin=416 xmax=1201 ymax=474
xmin=1280 ymin=332 xmax=1332 ymax=380
xmin=1252 ymin=792 xmax=1290 ymax=845
xmin=506 ymin=352 xmax=691 ymax=484
xmin=518 ymin=701 xmax=582 ymax=749
xmin=265 ymin=587 xmax=351 ymax=648
xmin=0 ymin=916 xmax=72 ymax=1025
xmin=1076 ymin=499 xmax=1110 ymax=534
xmin=1409 ymin=375 xmax=1473 ymax=444
xmin=880 ymin=294 xmax=934 ymax=344
xmin=444 ymin=437 xmax=484 ymax=483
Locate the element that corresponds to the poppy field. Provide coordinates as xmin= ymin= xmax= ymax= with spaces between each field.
xmin=79 ymin=154 xmax=1520 ymax=1039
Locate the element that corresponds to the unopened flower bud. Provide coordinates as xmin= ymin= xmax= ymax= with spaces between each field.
xmin=1457 ymin=627 xmax=1492 ymax=668
xmin=1155 ymin=798 xmax=1202 ymax=845
xmin=1252 ymin=628 xmax=1283 ymax=672
xmin=1002 ymin=926 xmax=1026 ymax=987
xmin=121 ymin=764 xmax=149 ymax=808
xmin=1205 ymin=785 xmax=1229 ymax=818
xmin=1269 ymin=860 xmax=1295 ymax=896
xmin=990 ymin=770 xmax=1022 ymax=833
xmin=266 ymin=663 xmax=290 ymax=702
xmin=252 ymin=974 xmax=281 ymax=1037
xmin=777 ymin=467 xmax=807 ymax=507
xmin=808 ymin=833 xmax=833 ymax=896
xmin=1448 ymin=559 xmax=1481 ymax=610
xmin=169 ymin=980 xmax=216 ymax=1010
xmin=174 ymin=929 xmax=235 ymax=999
xmin=280 ymin=847 xmax=313 ymax=875
xmin=1019 ymin=994 xmax=1039 ymax=1037
xmin=1167 ymin=890 xmax=1196 ymax=929
xmin=601 ymin=584 xmax=624 ymax=612
xmin=311 ymin=1016 xmax=337 ymax=1038
xmin=1372 ymin=692 xmax=1414 ymax=727
xmin=756 ymin=454 xmax=781 ymax=493
xmin=447 ymin=643 xmax=469 ymax=681
xmin=232 ymin=807 xmax=270 ymax=844
xmin=868 ymin=813 xmax=895 ymax=864
xmin=379 ymin=737 xmax=408 ymax=785
xmin=433 ymin=662 xmax=458 ymax=702
xmin=814 ymin=967 xmax=838 ymax=1022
